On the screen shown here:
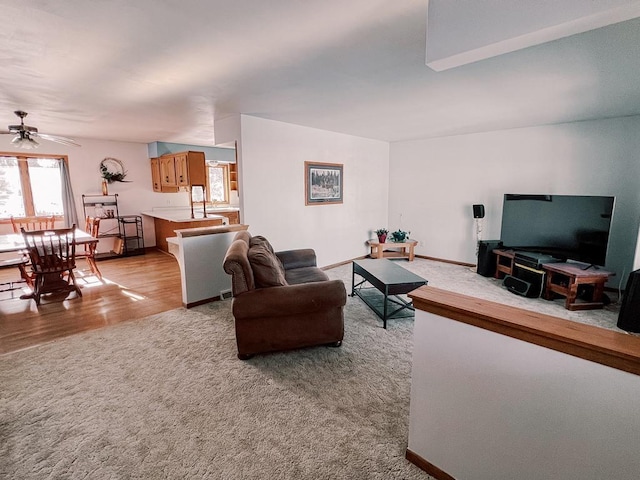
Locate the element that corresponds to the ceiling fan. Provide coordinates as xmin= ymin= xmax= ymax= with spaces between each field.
xmin=0 ymin=110 xmax=80 ymax=149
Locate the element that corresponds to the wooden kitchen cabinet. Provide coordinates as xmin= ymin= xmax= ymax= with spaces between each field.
xmin=153 ymin=217 xmax=224 ymax=253
xmin=223 ymin=210 xmax=240 ymax=224
xmin=174 ymin=153 xmax=189 ymax=187
xmin=159 ymin=155 xmax=178 ymax=189
xmin=151 ymin=151 xmax=206 ymax=192
xmin=150 ymin=158 xmax=162 ymax=192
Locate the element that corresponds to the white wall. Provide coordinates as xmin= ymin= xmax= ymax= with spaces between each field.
xmin=6 ymin=114 xmax=639 ymax=277
xmin=238 ymin=115 xmax=390 ymax=267
xmin=173 ymin=229 xmax=241 ymax=306
xmin=0 ymin=135 xmax=169 ymax=248
xmin=389 ymin=116 xmax=640 ymax=283
xmin=409 ymin=309 xmax=640 ymax=480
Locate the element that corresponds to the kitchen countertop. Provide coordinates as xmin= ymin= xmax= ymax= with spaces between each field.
xmin=142 ymin=207 xmax=238 ymax=223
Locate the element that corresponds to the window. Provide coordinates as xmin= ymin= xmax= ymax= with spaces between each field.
xmin=191 ymin=162 xmax=230 ymax=205
xmin=0 ymin=155 xmax=65 ymax=218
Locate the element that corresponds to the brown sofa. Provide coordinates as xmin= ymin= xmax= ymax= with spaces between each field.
xmin=222 ymin=231 xmax=346 ymax=359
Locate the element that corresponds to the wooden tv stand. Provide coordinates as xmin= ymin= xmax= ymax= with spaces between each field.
xmin=493 ymin=248 xmax=515 ymax=279
xmin=542 ymin=262 xmax=614 ymax=311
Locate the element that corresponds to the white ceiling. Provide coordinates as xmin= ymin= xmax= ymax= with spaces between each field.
xmin=1 ymin=0 xmax=640 ymax=146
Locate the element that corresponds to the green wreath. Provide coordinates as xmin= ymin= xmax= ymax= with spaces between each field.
xmin=100 ymin=158 xmax=128 ymax=183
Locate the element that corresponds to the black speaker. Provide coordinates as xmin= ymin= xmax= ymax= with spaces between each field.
xmin=512 ymin=263 xmax=545 ymax=298
xmin=473 ymin=204 xmax=485 ymax=219
xmin=477 ymin=240 xmax=502 ymax=277
xmin=503 ymin=275 xmax=532 ymax=297
xmin=617 ymin=269 xmax=640 ymax=333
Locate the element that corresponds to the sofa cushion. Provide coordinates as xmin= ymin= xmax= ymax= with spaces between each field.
xmin=284 ymin=266 xmax=329 ymax=285
xmin=247 ymin=244 xmax=288 ymax=288
xmin=249 ymin=235 xmax=275 ymax=253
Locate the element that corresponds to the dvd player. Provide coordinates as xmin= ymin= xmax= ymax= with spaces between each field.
xmin=514 ymin=251 xmax=560 ymax=270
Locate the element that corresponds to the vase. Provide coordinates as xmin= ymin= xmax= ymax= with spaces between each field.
xmin=378 ymin=234 xmax=387 ymax=243
xmin=101 ymin=179 xmax=108 ymax=195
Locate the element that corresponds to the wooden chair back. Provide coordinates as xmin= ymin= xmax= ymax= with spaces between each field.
xmin=21 ymin=226 xmax=77 ymax=274
xmin=81 ymin=216 xmax=100 ymax=254
xmin=10 ymin=215 xmax=56 ymax=233
xmin=73 ymin=216 xmax=103 ymax=280
xmin=84 ymin=216 xmax=101 ymax=238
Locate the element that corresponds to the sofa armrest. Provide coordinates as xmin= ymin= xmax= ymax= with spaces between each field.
xmin=232 ymin=280 xmax=346 ymax=318
xmin=275 ymin=249 xmax=317 ymax=270
xmin=223 ymin=239 xmax=255 ymax=295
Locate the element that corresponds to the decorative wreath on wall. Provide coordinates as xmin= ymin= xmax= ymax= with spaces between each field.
xmin=100 ymin=157 xmax=128 ymax=183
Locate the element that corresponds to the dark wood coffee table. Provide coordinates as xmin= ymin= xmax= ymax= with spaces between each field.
xmin=351 ymin=259 xmax=427 ymax=328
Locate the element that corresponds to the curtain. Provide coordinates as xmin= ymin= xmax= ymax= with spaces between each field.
xmin=60 ymin=159 xmax=79 ymax=228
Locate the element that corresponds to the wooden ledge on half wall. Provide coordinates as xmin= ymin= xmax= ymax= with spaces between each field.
xmin=406 ymin=285 xmax=640 ymax=480
xmin=174 ymin=223 xmax=248 ymax=238
xmin=409 ymin=286 xmax=640 ymax=376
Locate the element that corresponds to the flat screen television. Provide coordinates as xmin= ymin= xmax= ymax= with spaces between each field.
xmin=500 ymin=194 xmax=615 ymax=267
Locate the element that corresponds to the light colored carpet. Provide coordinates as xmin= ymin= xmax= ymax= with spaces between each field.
xmin=329 ymin=258 xmax=623 ymax=332
xmin=0 ymin=258 xmax=625 ymax=479
xmin=2 ymin=279 xmax=424 ymax=479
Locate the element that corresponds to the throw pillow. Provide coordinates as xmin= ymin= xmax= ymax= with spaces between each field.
xmin=247 ymin=244 xmax=287 ymax=288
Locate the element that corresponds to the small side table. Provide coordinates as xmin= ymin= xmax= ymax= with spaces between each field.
xmin=542 ymin=262 xmax=614 ymax=311
xmin=367 ymin=239 xmax=418 ymax=261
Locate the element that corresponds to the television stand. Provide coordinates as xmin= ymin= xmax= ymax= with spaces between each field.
xmin=542 ymin=262 xmax=614 ymax=310
xmin=581 ymin=263 xmax=599 ymax=271
xmin=493 ymin=249 xmax=515 ymax=279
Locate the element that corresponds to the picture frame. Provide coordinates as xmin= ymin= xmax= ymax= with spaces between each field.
xmin=305 ymin=161 xmax=343 ymax=205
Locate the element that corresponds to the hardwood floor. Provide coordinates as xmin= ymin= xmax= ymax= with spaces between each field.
xmin=0 ymin=250 xmax=183 ymax=356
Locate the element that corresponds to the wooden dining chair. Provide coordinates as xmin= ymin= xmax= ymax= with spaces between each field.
xmin=7 ymin=216 xmax=55 ymax=288
xmin=10 ymin=215 xmax=57 ymax=233
xmin=20 ymin=225 xmax=82 ymax=305
xmin=0 ymin=253 xmax=31 ymax=295
xmin=75 ymin=216 xmax=102 ymax=279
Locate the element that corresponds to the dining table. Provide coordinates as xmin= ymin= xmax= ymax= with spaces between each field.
xmin=0 ymin=228 xmax=98 ymax=254
xmin=0 ymin=229 xmax=100 ymax=299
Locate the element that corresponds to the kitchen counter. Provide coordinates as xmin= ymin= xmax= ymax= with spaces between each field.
xmin=142 ymin=207 xmax=238 ymax=223
xmin=142 ymin=207 xmax=241 ymax=252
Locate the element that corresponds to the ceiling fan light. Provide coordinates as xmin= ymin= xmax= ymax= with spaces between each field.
xmin=11 ymin=135 xmax=39 ymax=149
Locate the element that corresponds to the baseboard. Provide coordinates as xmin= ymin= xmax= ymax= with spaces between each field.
xmin=405 ymin=449 xmax=456 ymax=480
xmin=415 ymin=254 xmax=475 ymax=268
xmin=321 ymin=256 xmax=367 ymax=270
xmin=184 ymin=296 xmax=221 ymax=309
xmin=323 ymin=255 xmax=471 ymax=270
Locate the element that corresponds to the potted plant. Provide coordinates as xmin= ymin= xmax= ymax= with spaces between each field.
xmin=390 ymin=229 xmax=410 ymax=242
xmin=375 ymin=228 xmax=389 ymax=243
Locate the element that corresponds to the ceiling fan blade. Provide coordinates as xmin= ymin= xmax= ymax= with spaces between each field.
xmin=0 ymin=129 xmax=13 ymax=135
xmin=34 ymin=132 xmax=81 ymax=147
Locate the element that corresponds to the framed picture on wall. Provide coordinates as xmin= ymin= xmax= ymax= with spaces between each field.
xmin=305 ymin=161 xmax=343 ymax=205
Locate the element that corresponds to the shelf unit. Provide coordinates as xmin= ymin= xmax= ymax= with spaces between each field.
xmin=81 ymin=194 xmax=144 ymax=258
xmin=230 ymin=141 xmax=239 ymax=192
xmin=229 ymin=162 xmax=238 ymax=192
xmin=117 ymin=215 xmax=144 ymax=256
